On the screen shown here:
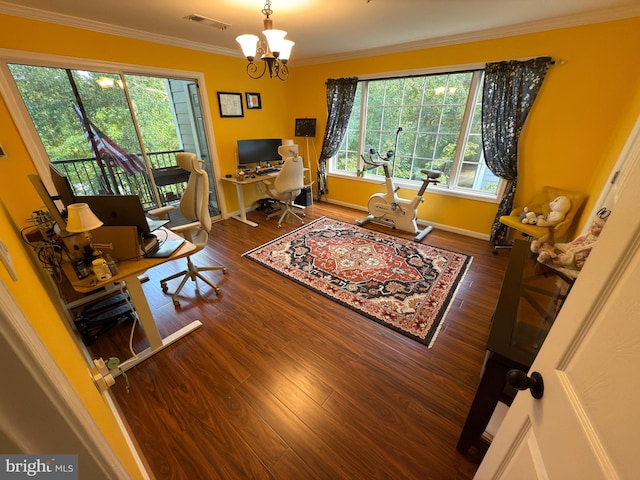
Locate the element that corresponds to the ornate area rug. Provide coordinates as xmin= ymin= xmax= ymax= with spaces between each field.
xmin=243 ymin=217 xmax=472 ymax=347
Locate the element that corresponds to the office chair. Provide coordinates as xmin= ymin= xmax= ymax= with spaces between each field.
xmin=263 ymin=147 xmax=306 ymax=228
xmin=494 ymin=186 xmax=586 ymax=253
xmin=154 ymin=152 xmax=226 ymax=308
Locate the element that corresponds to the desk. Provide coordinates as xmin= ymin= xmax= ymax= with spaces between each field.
xmin=456 ymin=239 xmax=574 ymax=452
xmin=221 ymin=172 xmax=278 ymax=227
xmin=62 ymin=228 xmax=202 ymax=374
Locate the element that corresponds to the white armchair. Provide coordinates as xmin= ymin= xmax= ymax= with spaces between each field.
xmin=262 ymin=146 xmax=306 ymax=228
xmin=151 ymin=152 xmax=226 ymax=308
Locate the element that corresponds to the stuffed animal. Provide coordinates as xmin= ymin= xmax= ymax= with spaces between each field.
xmin=520 ymin=195 xmax=571 ymax=227
xmin=520 ymin=208 xmax=542 ymax=224
xmin=531 ymin=208 xmax=610 ymax=272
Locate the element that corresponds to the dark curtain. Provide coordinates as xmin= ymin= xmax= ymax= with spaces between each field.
xmin=316 ymin=77 xmax=358 ymax=200
xmin=482 ymin=57 xmax=553 ymax=245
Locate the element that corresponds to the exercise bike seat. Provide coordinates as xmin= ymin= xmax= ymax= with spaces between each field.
xmin=421 ymin=169 xmax=442 ymax=180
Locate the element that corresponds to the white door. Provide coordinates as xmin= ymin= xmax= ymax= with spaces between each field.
xmin=475 ymin=139 xmax=640 ymax=478
xmin=0 ymin=279 xmax=134 ymax=478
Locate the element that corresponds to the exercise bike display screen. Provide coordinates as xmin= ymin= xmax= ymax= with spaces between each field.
xmin=237 ymin=138 xmax=282 ymax=166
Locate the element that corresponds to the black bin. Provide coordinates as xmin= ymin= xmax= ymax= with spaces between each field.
xmin=295 ymin=186 xmax=312 ymax=206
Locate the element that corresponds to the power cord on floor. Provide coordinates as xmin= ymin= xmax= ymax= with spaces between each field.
xmin=119 ymin=282 xmax=140 ymax=360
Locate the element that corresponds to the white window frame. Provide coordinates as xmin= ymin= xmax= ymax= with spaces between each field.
xmin=329 ymin=64 xmax=506 ymax=203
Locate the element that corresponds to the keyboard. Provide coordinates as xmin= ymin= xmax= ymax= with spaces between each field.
xmin=256 ymin=168 xmax=279 ymax=175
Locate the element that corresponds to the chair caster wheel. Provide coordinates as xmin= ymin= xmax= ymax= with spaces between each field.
xmin=222 ymin=268 xmax=228 ymax=274
xmin=277 ymin=225 xmax=282 ymax=228
xmin=214 ymin=288 xmax=222 ymax=295
xmin=173 ymin=300 xmax=180 ymax=309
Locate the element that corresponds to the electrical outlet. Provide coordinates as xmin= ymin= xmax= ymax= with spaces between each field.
xmin=90 ymin=358 xmax=115 ymax=393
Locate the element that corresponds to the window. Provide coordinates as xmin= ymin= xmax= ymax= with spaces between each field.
xmin=332 ymin=70 xmax=502 ymax=198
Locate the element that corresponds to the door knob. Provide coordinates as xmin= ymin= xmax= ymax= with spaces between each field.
xmin=507 ymin=369 xmax=544 ymax=399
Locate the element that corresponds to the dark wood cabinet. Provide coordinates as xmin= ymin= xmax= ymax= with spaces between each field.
xmin=456 ymin=239 xmax=574 ymax=453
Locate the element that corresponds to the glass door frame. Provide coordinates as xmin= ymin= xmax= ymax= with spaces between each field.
xmin=0 ymin=48 xmax=225 ymax=220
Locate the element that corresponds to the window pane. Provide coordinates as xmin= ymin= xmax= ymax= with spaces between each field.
xmin=332 ymin=69 xmax=500 ymax=198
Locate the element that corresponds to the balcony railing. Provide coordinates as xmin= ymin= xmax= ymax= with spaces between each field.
xmin=52 ymin=150 xmax=188 ymax=210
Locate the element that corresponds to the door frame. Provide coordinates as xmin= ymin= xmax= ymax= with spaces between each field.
xmin=0 ymin=278 xmax=144 ymax=477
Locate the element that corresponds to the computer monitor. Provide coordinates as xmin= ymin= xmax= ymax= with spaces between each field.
xmin=49 ymin=163 xmax=76 ymax=207
xmin=76 ymin=195 xmax=167 ymax=236
xmin=237 ymin=138 xmax=282 ymax=166
xmin=28 ymin=173 xmax=69 ymax=236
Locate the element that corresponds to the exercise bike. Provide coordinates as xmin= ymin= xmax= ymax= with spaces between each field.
xmin=356 ymin=127 xmax=441 ymax=241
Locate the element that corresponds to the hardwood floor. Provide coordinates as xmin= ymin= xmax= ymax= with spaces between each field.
xmin=86 ymin=202 xmax=510 ymax=479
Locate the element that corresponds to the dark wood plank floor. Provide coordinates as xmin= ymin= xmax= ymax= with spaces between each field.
xmin=86 ymin=202 xmax=510 ymax=480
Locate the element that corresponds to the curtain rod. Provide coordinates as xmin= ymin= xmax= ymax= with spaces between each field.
xmin=327 ymin=56 xmax=561 ymax=84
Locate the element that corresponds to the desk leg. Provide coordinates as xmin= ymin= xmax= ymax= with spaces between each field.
xmin=227 ymin=182 xmax=259 ymax=227
xmin=117 ymin=275 xmax=202 ymax=373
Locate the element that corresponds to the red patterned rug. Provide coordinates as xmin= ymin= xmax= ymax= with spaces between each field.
xmin=243 ymin=217 xmax=472 ymax=347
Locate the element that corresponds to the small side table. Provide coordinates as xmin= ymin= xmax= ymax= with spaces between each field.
xmin=456 ymin=239 xmax=574 ymax=453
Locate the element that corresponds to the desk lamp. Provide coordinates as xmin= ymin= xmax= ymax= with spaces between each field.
xmin=65 ymin=203 xmax=113 ymax=277
xmin=66 ymin=203 xmax=103 ymax=237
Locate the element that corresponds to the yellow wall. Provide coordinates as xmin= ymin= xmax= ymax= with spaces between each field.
xmin=1 ymin=12 xmax=640 ymax=475
xmin=0 ymin=93 xmax=145 ymax=476
xmin=290 ymin=17 xmax=640 ymax=235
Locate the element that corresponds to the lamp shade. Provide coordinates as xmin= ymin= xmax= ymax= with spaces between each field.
xmin=236 ymin=34 xmax=259 ymax=59
xmin=278 ymin=39 xmax=295 ymax=61
xmin=263 ymin=29 xmax=287 ymax=54
xmin=66 ymin=203 xmax=103 ymax=233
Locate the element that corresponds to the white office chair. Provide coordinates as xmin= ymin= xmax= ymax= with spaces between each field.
xmin=263 ymin=147 xmax=306 ymax=228
xmin=155 ymin=152 xmax=226 ymax=308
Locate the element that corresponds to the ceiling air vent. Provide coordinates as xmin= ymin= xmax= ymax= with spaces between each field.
xmin=183 ymin=14 xmax=231 ymax=31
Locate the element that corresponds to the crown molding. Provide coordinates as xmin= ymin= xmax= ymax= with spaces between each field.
xmin=0 ymin=1 xmax=240 ymax=58
xmin=1 ymin=1 xmax=639 ymax=65
xmin=295 ymin=5 xmax=640 ymax=66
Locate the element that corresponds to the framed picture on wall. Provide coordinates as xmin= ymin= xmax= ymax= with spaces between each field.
xmin=246 ymin=92 xmax=262 ymax=110
xmin=217 ymin=92 xmax=244 ymax=117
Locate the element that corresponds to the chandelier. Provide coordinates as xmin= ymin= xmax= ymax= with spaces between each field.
xmin=236 ymin=1 xmax=294 ymax=81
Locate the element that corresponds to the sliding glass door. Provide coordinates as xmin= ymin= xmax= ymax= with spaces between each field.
xmin=8 ymin=64 xmax=219 ymax=218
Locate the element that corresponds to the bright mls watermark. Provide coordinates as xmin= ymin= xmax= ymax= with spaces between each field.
xmin=0 ymin=455 xmax=77 ymax=479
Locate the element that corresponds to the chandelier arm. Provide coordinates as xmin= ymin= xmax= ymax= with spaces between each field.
xmin=246 ymin=61 xmax=267 ymax=80
xmin=276 ymin=62 xmax=289 ymax=81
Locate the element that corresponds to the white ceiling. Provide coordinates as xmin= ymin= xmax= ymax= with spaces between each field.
xmin=1 ymin=0 xmax=639 ymax=64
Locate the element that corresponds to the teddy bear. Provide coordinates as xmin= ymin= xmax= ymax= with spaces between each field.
xmin=520 ymin=208 xmax=542 ymax=224
xmin=520 ymin=195 xmax=571 ymax=227
xmin=530 ymin=207 xmax=610 ymax=273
